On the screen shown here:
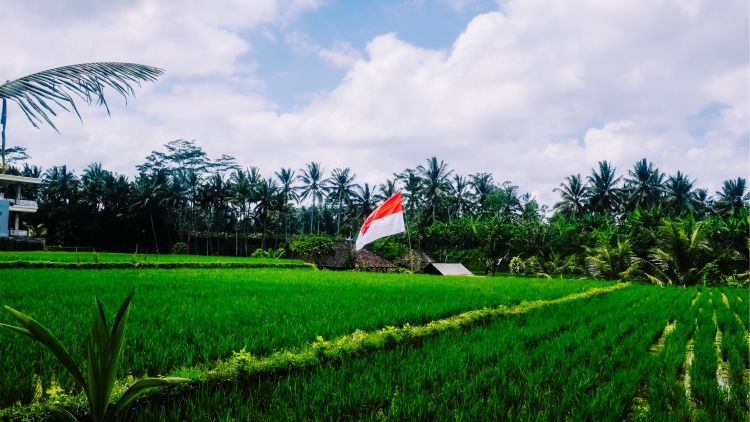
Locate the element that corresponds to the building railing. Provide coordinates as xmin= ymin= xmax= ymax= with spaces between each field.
xmin=9 ymin=229 xmax=28 ymax=237
xmin=13 ymin=199 xmax=38 ymax=208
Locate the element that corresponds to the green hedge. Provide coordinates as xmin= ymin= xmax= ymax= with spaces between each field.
xmin=0 ymin=261 xmax=317 ymax=270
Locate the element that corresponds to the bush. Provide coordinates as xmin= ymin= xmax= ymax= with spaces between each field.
xmin=290 ymin=235 xmax=335 ymax=265
xmin=171 ymin=242 xmax=189 ymax=255
xmin=509 ymin=256 xmax=526 ymax=275
xmin=524 ymin=256 xmax=543 ymax=275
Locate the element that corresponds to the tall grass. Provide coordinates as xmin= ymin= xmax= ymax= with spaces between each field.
xmin=0 ymin=269 xmax=607 ymax=407
xmin=118 ymin=285 xmax=748 ymax=421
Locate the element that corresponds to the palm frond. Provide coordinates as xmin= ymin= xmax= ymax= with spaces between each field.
xmin=0 ymin=62 xmax=163 ymax=130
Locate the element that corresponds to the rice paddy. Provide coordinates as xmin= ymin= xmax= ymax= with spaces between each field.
xmin=0 ymin=258 xmax=747 ymax=420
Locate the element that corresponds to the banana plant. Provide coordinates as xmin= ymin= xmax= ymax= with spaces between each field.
xmin=0 ymin=293 xmax=188 ymax=421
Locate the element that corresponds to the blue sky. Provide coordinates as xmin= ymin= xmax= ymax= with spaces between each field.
xmin=248 ymin=0 xmax=498 ymax=109
xmin=0 ymin=0 xmax=747 ymax=205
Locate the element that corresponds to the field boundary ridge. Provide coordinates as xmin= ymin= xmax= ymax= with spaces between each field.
xmin=0 ymin=261 xmax=316 ymax=270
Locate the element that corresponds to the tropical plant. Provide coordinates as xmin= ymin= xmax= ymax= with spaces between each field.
xmin=255 ymin=178 xmax=279 ymax=248
xmin=663 ymin=171 xmax=697 ymax=216
xmin=509 ymin=256 xmax=526 ymax=275
xmin=714 ymin=177 xmax=749 ymax=217
xmin=553 ymin=174 xmax=589 ymax=217
xmin=325 ymin=167 xmax=357 ymax=233
xmin=374 ymin=179 xmax=397 ymax=203
xmin=584 ymin=238 xmax=632 ymax=280
xmin=417 ymin=156 xmax=453 ymax=223
xmin=626 ymin=217 xmax=711 ymax=285
xmin=298 ymin=162 xmax=325 ymax=234
xmin=543 ymin=252 xmax=582 ymax=278
xmin=623 ymin=158 xmax=664 ymax=211
xmin=0 ymin=62 xmax=163 ymax=171
xmin=250 ymin=247 xmax=285 ymax=259
xmin=469 ymin=172 xmax=495 ymax=215
xmin=586 ymin=161 xmax=622 ymax=216
xmin=0 ymin=293 xmax=187 ymax=421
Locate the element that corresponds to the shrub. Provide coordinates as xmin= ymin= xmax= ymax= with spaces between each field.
xmin=509 ymin=256 xmax=526 ymax=275
xmin=290 ymin=235 xmax=335 ymax=265
xmin=171 ymin=242 xmax=189 ymax=255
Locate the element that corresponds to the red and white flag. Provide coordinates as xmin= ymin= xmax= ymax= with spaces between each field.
xmin=355 ymin=192 xmax=405 ymax=250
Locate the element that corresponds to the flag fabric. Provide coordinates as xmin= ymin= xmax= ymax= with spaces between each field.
xmin=355 ymin=192 xmax=405 ymax=250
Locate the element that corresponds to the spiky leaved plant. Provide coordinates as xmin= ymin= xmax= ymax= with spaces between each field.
xmin=0 ymin=293 xmax=187 ymax=421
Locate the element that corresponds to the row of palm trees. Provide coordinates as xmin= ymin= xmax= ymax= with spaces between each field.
xmin=5 ymin=148 xmax=747 ymax=256
xmin=554 ymin=159 xmax=748 ymax=218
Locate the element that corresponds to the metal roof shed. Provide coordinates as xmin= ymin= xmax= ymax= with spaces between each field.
xmin=423 ymin=263 xmax=474 ymax=276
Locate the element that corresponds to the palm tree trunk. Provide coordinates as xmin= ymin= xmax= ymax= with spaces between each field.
xmin=149 ymin=210 xmax=159 ymax=254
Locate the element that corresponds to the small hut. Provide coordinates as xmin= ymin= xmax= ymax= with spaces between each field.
xmin=423 ymin=263 xmax=474 ymax=276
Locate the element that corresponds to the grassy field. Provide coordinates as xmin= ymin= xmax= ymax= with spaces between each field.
xmin=0 ymin=268 xmax=608 ymax=407
xmin=0 ymin=251 xmax=304 ymax=264
xmin=120 ymin=284 xmax=749 ymax=422
xmin=0 ymin=257 xmax=746 ymax=420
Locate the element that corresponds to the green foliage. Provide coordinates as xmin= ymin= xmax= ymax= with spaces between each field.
xmin=370 ymin=238 xmax=408 ymax=262
xmin=543 ymin=252 xmax=583 ymax=278
xmin=629 ymin=217 xmax=711 ymax=285
xmin=524 ymin=256 xmax=544 ymax=276
xmin=0 ymin=294 xmax=187 ymax=420
xmin=250 ymin=248 xmax=285 ymax=259
xmin=509 ymin=256 xmax=526 ymax=275
xmin=290 ymin=234 xmax=335 ymax=264
xmin=700 ymin=261 xmax=722 ymax=285
xmin=585 ymin=238 xmax=632 ymax=280
xmin=171 ymin=242 xmax=188 ymax=255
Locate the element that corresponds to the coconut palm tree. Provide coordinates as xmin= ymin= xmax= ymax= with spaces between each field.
xmin=325 ymin=167 xmax=357 ymax=233
xmin=275 ymin=168 xmax=298 ymax=244
xmin=417 ymin=157 xmax=453 ymax=223
xmin=449 ymin=174 xmax=471 ymax=220
xmin=0 ymin=62 xmax=163 ymax=171
xmin=663 ymin=171 xmax=697 ymax=216
xmin=395 ymin=168 xmax=423 ymax=220
xmin=255 ymin=178 xmax=279 ymax=248
xmin=80 ymin=163 xmax=110 ymax=213
xmin=623 ymin=158 xmax=664 ymax=211
xmin=129 ymin=170 xmax=171 ymax=253
xmin=298 ymin=162 xmax=325 ymax=234
xmin=375 ymin=179 xmax=397 ymax=203
xmin=553 ymin=174 xmax=589 ymax=217
xmin=470 ymin=172 xmax=495 ymax=215
xmin=587 ymin=161 xmax=622 ymax=217
xmin=352 ymin=183 xmax=377 ymax=225
xmin=42 ymin=165 xmax=80 ymax=206
xmin=714 ymin=177 xmax=750 ymax=217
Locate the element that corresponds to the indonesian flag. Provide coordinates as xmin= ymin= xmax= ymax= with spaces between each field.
xmin=355 ymin=192 xmax=405 ymax=250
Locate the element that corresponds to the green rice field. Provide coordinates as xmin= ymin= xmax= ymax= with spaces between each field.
xmin=0 ymin=251 xmax=304 ymax=264
xmin=0 ymin=256 xmax=747 ymax=420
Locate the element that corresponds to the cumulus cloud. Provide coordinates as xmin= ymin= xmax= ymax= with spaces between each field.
xmin=1 ymin=0 xmax=747 ymax=205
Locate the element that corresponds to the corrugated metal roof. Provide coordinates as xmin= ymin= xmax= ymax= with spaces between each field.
xmin=424 ymin=263 xmax=474 ymax=276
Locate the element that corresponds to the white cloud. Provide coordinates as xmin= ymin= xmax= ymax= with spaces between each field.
xmin=1 ymin=0 xmax=747 ymax=206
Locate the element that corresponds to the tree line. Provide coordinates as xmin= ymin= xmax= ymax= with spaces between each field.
xmin=3 ymin=139 xmax=747 ymax=285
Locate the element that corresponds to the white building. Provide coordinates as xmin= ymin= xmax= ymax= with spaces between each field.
xmin=0 ymin=174 xmax=41 ymax=237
